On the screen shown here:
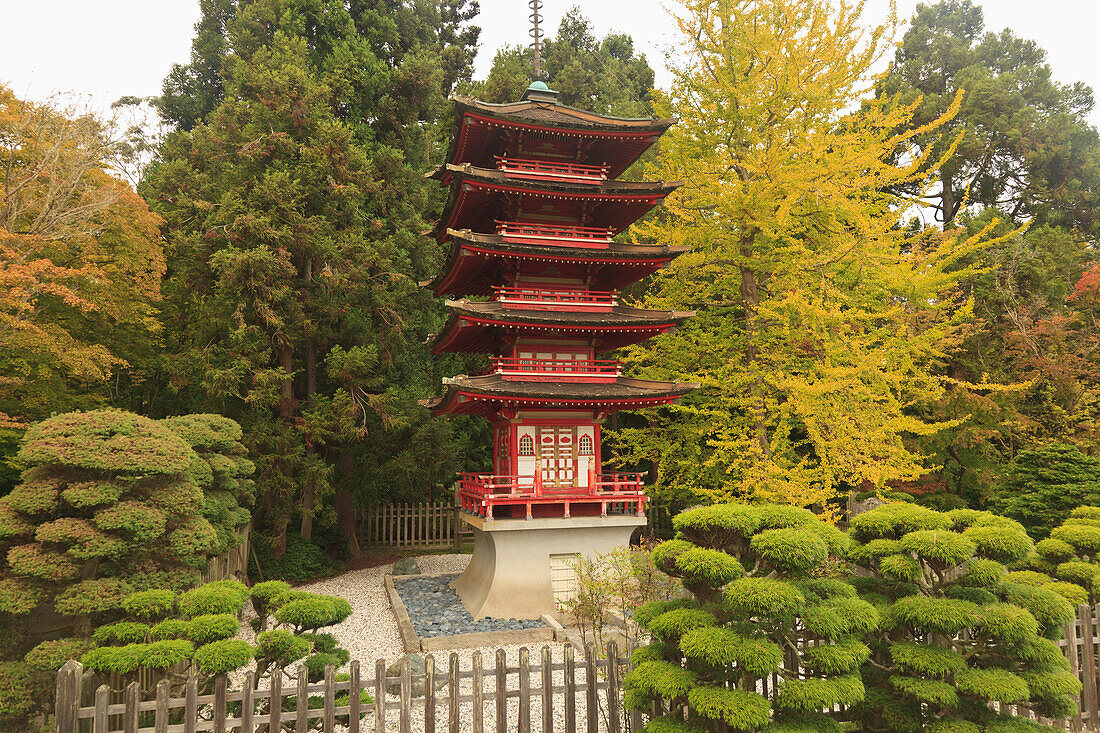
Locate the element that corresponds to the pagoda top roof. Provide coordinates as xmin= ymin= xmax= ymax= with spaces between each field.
xmin=423 ymin=230 xmax=690 ymax=297
xmin=423 ymin=373 xmax=697 ymax=417
xmin=440 ymin=97 xmax=675 ymax=179
xmin=451 ymin=95 xmax=675 ymax=132
xmin=430 ymin=300 xmax=694 ymax=353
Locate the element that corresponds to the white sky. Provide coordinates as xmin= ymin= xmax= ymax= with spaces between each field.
xmin=2 ymin=0 xmax=1099 ymax=127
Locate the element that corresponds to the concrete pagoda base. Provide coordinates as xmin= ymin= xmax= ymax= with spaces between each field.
xmin=453 ymin=513 xmax=646 ymax=620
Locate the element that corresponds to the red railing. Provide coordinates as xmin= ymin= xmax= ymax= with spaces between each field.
xmin=458 ymin=471 xmax=647 ymax=520
xmin=493 ymin=286 xmax=617 ymax=312
xmin=488 ymin=357 xmax=622 ymax=382
xmin=494 ymin=156 xmax=609 ymax=184
xmin=496 ymin=221 xmax=612 ymax=249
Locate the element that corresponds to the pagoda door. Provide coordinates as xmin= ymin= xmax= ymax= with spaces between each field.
xmin=536 ymin=426 xmax=578 ymax=490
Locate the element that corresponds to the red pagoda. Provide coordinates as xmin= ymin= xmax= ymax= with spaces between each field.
xmin=423 ymin=82 xmax=696 ymax=618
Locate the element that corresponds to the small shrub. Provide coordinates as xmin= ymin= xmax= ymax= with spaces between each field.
xmin=24 ymin=638 xmax=96 ymax=673
xmin=178 ymin=580 xmax=248 ymax=618
xmin=192 ymin=638 xmax=253 ymax=675
xmin=122 ymin=589 xmax=176 ymax=619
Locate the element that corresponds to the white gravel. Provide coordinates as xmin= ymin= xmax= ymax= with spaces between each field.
xmin=237 ymin=553 xmax=623 ymax=732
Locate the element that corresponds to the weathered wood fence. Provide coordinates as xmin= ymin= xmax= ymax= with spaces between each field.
xmin=357 ymin=502 xmax=470 ymax=549
xmin=198 ymin=525 xmax=251 ymax=585
xmin=55 ymin=642 xmax=632 ymax=733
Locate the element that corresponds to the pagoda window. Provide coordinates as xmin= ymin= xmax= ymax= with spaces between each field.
xmin=519 ymin=434 xmax=535 ymax=456
xmin=579 ymin=434 xmax=593 ymax=455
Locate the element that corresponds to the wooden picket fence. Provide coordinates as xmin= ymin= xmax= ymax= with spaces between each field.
xmin=55 ymin=642 xmax=633 ymax=733
xmin=198 ymin=525 xmax=251 ymax=585
xmin=357 ymin=502 xmax=470 ymax=549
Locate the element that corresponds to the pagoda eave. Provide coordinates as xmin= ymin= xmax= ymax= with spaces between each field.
xmin=423 ymin=231 xmax=689 ymax=297
xmin=429 ymin=301 xmax=695 ymax=353
xmin=423 ymin=374 xmax=698 ymax=417
xmin=433 ymin=166 xmax=681 ymax=241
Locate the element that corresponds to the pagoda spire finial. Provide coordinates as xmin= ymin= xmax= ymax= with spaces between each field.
xmin=529 ymin=0 xmax=544 ymax=79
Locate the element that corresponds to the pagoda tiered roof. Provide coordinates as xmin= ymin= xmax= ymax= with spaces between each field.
xmin=430 ymin=300 xmax=694 ymax=353
xmin=441 ymin=96 xmax=675 ymax=179
xmin=430 ymin=164 xmax=680 ymax=242
xmin=423 ymin=373 xmax=697 ymax=418
xmin=423 ymin=229 xmax=689 ymax=297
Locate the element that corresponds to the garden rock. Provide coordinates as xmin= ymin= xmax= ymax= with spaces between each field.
xmin=392 ymin=557 xmax=421 ymax=576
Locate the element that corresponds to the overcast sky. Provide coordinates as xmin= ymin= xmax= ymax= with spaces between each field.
xmin=2 ymin=0 xmax=1099 ymax=127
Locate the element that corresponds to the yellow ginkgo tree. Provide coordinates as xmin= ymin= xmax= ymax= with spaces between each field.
xmin=613 ymin=0 xmax=1016 ymax=511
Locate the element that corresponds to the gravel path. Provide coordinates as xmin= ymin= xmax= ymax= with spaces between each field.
xmin=310 ymin=554 xmax=615 ymax=732
xmin=232 ymin=554 xmax=617 ymax=732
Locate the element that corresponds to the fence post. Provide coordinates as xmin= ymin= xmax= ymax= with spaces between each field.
xmin=496 ymin=648 xmax=508 ymax=733
xmin=296 ymin=663 xmax=309 ymax=732
xmin=374 ymin=658 xmax=387 ymax=732
xmin=400 ymin=656 xmax=412 ymax=733
xmin=607 ymin=640 xmax=621 ymax=733
xmin=155 ymin=679 xmax=170 ymax=733
xmin=54 ymin=660 xmax=81 ymax=733
xmin=453 ymin=484 xmax=462 ymax=551
xmin=541 ymin=647 xmax=553 ymax=733
xmin=449 ymin=652 xmax=460 ymax=733
xmin=349 ymin=660 xmax=361 ymax=733
xmin=184 ymin=673 xmax=198 ymax=733
xmin=425 ymin=654 xmax=436 ymax=733
xmin=93 ymin=684 xmax=109 ymax=733
xmin=270 ymin=669 xmax=283 ymax=732
xmin=123 ymin=681 xmax=139 ymax=733
xmin=1081 ymin=604 xmax=1099 ymax=729
xmin=324 ymin=663 xmax=336 ymax=733
xmin=518 ymin=647 xmax=530 ymax=733
xmin=564 ymin=644 xmax=576 ymax=733
xmin=240 ymin=671 xmax=254 ymax=733
xmin=473 ymin=651 xmax=485 ymax=733
xmin=584 ymin=643 xmax=598 ymax=733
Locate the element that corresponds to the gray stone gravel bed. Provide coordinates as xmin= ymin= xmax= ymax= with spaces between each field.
xmin=394 ymin=573 xmax=545 ymax=638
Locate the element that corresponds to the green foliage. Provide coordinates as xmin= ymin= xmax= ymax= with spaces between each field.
xmin=628 ymin=504 xmax=866 ymax=729
xmin=23 ymin=638 xmax=95 ymax=673
xmin=20 ymin=411 xmax=194 ymax=475
xmin=122 ymin=589 xmax=176 ymax=619
xmin=53 ymin=579 xmax=132 ymax=616
xmin=93 ymin=622 xmax=151 ymax=644
xmin=0 ymin=577 xmax=43 ymax=615
xmin=688 ymin=687 xmax=771 ymax=728
xmin=273 ymin=595 xmax=352 ymax=632
xmin=254 ymin=629 xmax=310 ymax=666
xmin=994 ymin=445 xmax=1100 ymax=540
xmin=186 ymin=614 xmax=239 ymax=644
xmin=250 ymin=533 xmax=340 ymax=583
xmin=848 ymin=504 xmax=1078 ymax=732
xmin=178 ymin=580 xmax=248 ymax=618
xmin=192 ymin=638 xmax=253 ymax=675
xmin=0 ymin=661 xmax=49 ymax=727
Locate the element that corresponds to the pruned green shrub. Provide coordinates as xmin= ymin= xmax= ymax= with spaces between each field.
xmin=848 ymin=504 xmax=1078 ymax=732
xmin=178 ymin=580 xmax=248 ymax=618
xmin=24 ymin=638 xmax=96 ymax=673
xmin=626 ymin=503 xmax=872 ymax=730
xmin=192 ymin=638 xmax=253 ymax=675
xmin=122 ymin=589 xmax=176 ymax=619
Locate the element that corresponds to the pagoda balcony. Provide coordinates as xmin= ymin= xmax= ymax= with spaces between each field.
xmin=458 ymin=471 xmax=647 ymax=520
xmin=494 ymin=156 xmax=609 ymax=184
xmin=493 ymin=286 xmax=617 ymax=312
xmin=495 ymin=221 xmax=612 ymax=249
xmin=488 ymin=356 xmax=623 ymax=383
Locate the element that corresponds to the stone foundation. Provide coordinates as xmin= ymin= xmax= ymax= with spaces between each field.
xmin=452 ymin=513 xmax=646 ymax=619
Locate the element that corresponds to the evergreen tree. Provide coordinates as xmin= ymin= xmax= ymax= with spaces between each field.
xmin=469 ymin=8 xmax=655 ymax=117
xmin=848 ymin=503 xmax=1079 ymax=732
xmin=625 ymin=503 xmax=876 ymax=731
xmin=141 ymin=0 xmax=481 ymax=554
xmin=993 ymin=444 xmax=1100 ymax=540
xmin=879 ymin=0 xmax=1100 ymax=233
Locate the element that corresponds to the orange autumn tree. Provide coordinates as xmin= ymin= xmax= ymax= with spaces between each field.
xmin=613 ymin=0 xmax=1018 ymax=511
xmin=0 ymin=85 xmax=165 ymax=428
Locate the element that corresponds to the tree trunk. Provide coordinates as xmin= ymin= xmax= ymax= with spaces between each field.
xmin=275 ymin=338 xmax=294 ymax=419
xmin=335 ymin=453 xmax=362 ymax=558
xmin=272 ymin=517 xmax=288 ymax=559
xmin=738 ymin=229 xmax=771 ymax=459
xmin=299 ymin=340 xmax=318 ymax=541
xmin=941 ymin=168 xmax=956 ymax=225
